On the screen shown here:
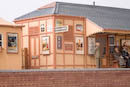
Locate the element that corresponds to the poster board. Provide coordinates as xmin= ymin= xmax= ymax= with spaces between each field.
xmin=88 ymin=37 xmax=95 ymax=55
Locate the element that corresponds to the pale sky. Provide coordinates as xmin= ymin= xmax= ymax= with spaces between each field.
xmin=0 ymin=0 xmax=130 ymax=22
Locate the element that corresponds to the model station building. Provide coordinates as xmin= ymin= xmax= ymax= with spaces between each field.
xmin=14 ymin=2 xmax=130 ymax=69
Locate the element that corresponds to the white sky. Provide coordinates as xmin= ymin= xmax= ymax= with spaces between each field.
xmin=0 ymin=0 xmax=130 ymax=22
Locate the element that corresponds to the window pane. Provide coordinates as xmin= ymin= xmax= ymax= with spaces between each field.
xmin=109 ymin=37 xmax=114 ymax=44
xmin=41 ymin=24 xmax=45 ymax=32
xmin=109 ymin=46 xmax=114 ymax=53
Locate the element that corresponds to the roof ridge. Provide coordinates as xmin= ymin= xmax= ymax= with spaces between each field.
xmin=55 ymin=1 xmax=130 ymax=11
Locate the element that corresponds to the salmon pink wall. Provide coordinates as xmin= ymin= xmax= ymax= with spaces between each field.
xmin=0 ymin=26 xmax=22 ymax=70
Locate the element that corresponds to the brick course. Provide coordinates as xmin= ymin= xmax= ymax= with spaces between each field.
xmin=0 ymin=69 xmax=130 ymax=87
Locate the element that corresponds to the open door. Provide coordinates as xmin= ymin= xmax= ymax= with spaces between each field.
xmin=96 ymin=35 xmax=107 ymax=68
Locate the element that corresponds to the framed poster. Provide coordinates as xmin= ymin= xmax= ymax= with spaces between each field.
xmin=41 ymin=36 xmax=50 ymax=54
xmin=57 ymin=36 xmax=62 ymax=49
xmin=7 ymin=33 xmax=18 ymax=53
xmin=64 ymin=42 xmax=73 ymax=51
xmin=88 ymin=37 xmax=95 ymax=55
xmin=121 ymin=39 xmax=130 ymax=46
xmin=56 ymin=19 xmax=63 ymax=27
xmin=75 ymin=37 xmax=84 ymax=54
xmin=76 ymin=24 xmax=83 ymax=31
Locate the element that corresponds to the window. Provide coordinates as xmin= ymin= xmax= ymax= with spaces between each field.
xmin=109 ymin=35 xmax=115 ymax=53
xmin=40 ymin=24 xmax=45 ymax=32
xmin=0 ymin=34 xmax=2 ymax=47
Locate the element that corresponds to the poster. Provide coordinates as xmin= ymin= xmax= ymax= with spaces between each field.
xmin=75 ymin=37 xmax=84 ymax=54
xmin=56 ymin=19 xmax=63 ymax=27
xmin=88 ymin=37 xmax=95 ymax=55
xmin=76 ymin=24 xmax=83 ymax=31
xmin=57 ymin=36 xmax=62 ymax=49
xmin=7 ymin=33 xmax=18 ymax=53
xmin=121 ymin=39 xmax=130 ymax=46
xmin=41 ymin=36 xmax=50 ymax=54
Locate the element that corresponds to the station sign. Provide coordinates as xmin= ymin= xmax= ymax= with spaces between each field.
xmin=55 ymin=25 xmax=69 ymax=33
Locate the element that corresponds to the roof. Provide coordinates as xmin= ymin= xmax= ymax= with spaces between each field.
xmin=15 ymin=2 xmax=130 ymax=30
xmin=0 ymin=18 xmax=15 ymax=26
xmin=0 ymin=18 xmax=23 ymax=27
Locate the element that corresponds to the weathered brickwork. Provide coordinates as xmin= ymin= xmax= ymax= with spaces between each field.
xmin=0 ymin=69 xmax=130 ymax=87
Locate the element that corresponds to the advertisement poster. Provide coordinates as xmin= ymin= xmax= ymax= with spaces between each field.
xmin=41 ymin=36 xmax=50 ymax=54
xmin=56 ymin=19 xmax=63 ymax=27
xmin=76 ymin=24 xmax=83 ymax=31
xmin=7 ymin=33 xmax=18 ymax=53
xmin=88 ymin=37 xmax=95 ymax=55
xmin=75 ymin=37 xmax=84 ymax=54
xmin=121 ymin=39 xmax=130 ymax=46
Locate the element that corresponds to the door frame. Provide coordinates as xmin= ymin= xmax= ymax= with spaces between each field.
xmin=29 ymin=35 xmax=40 ymax=69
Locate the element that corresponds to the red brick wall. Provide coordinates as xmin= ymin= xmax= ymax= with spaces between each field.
xmin=0 ymin=69 xmax=130 ymax=87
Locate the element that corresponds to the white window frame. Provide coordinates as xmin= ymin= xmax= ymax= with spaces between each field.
xmin=40 ymin=24 xmax=45 ymax=32
xmin=0 ymin=34 xmax=3 ymax=47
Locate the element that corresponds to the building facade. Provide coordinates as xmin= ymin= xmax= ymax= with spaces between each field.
xmin=14 ymin=2 xmax=130 ymax=69
xmin=0 ymin=18 xmax=23 ymax=70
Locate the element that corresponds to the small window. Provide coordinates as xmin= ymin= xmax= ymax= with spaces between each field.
xmin=109 ymin=35 xmax=115 ymax=46
xmin=109 ymin=35 xmax=115 ymax=53
xmin=0 ymin=34 xmax=2 ymax=47
xmin=40 ymin=24 xmax=45 ymax=32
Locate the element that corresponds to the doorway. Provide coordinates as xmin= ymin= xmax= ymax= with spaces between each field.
xmin=96 ymin=35 xmax=107 ymax=67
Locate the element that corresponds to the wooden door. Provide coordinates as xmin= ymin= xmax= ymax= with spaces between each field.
xmin=29 ymin=36 xmax=40 ymax=69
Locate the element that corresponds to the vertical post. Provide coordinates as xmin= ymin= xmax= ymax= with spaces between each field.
xmin=24 ymin=48 xmax=29 ymax=69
